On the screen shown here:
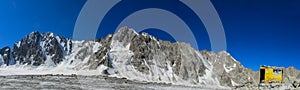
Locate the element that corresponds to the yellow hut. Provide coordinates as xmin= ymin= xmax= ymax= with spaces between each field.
xmin=259 ymin=66 xmax=283 ymax=83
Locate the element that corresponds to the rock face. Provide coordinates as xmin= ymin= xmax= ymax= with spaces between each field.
xmin=201 ymin=50 xmax=259 ymax=86
xmin=127 ymin=30 xmax=209 ymax=84
xmin=102 ymin=27 xmax=237 ymax=86
xmin=12 ymin=31 xmax=72 ymax=66
xmin=283 ymin=67 xmax=300 ymax=83
xmin=0 ymin=46 xmax=11 ymax=65
xmin=1 ymin=27 xmax=300 ymax=88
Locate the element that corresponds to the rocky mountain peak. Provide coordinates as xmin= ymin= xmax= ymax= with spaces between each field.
xmin=112 ymin=27 xmax=138 ymax=47
xmin=12 ymin=31 xmax=71 ymax=66
xmin=24 ymin=31 xmax=42 ymax=44
xmin=41 ymin=32 xmax=55 ymax=38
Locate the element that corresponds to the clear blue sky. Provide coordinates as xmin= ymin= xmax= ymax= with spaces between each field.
xmin=0 ymin=0 xmax=299 ymax=71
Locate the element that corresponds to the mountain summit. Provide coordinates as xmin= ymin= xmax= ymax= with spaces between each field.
xmin=12 ymin=31 xmax=72 ymax=66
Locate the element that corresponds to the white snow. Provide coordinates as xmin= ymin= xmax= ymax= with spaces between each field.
xmin=73 ymin=40 xmax=84 ymax=44
xmin=149 ymin=35 xmax=157 ymax=41
xmin=129 ymin=28 xmax=139 ymax=35
xmin=231 ymin=79 xmax=240 ymax=86
xmin=108 ymin=34 xmax=112 ymax=37
xmin=198 ymin=69 xmax=221 ymax=87
xmin=64 ymin=40 xmax=102 ymax=70
xmin=44 ymin=55 xmax=56 ymax=67
xmin=230 ymin=56 xmax=238 ymax=63
xmin=49 ymin=32 xmax=54 ymax=37
xmin=0 ymin=62 xmax=102 ymax=76
xmin=141 ymin=33 xmax=147 ymax=37
xmin=196 ymin=51 xmax=212 ymax=70
xmin=223 ymin=64 xmax=236 ymax=73
xmin=222 ymin=51 xmax=239 ymax=63
xmin=92 ymin=42 xmax=101 ymax=53
xmin=55 ymin=36 xmax=61 ymax=42
xmin=16 ymin=41 xmax=21 ymax=48
xmin=5 ymin=48 xmax=9 ymax=52
xmin=0 ymin=55 xmax=3 ymax=65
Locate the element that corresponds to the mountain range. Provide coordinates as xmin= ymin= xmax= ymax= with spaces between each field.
xmin=0 ymin=27 xmax=299 ymax=89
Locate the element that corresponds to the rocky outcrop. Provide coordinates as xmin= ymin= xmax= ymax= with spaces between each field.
xmin=200 ymin=50 xmax=258 ymax=86
xmin=12 ymin=31 xmax=71 ymax=66
xmin=0 ymin=46 xmax=11 ymax=65
xmin=63 ymin=34 xmax=112 ymax=70
xmin=283 ymin=67 xmax=300 ymax=83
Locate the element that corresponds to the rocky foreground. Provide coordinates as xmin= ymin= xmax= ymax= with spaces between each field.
xmin=0 ymin=75 xmax=214 ymax=90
